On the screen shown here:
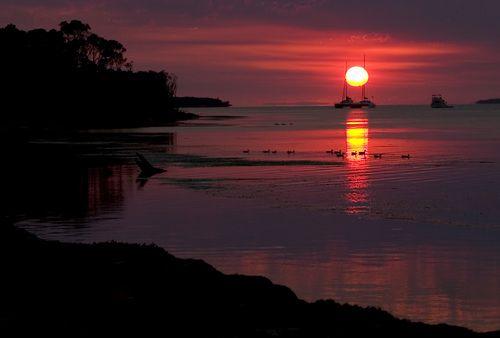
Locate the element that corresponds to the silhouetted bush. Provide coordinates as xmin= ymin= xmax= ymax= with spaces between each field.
xmin=0 ymin=20 xmax=196 ymax=129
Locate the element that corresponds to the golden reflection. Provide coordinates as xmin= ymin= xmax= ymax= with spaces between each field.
xmin=346 ymin=115 xmax=369 ymax=158
xmin=344 ymin=110 xmax=370 ymax=214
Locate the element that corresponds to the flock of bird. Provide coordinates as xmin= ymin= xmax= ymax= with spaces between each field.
xmin=324 ymin=149 xmax=411 ymax=159
xmin=245 ymin=149 xmax=296 ymax=154
xmin=242 ymin=149 xmax=411 ymax=159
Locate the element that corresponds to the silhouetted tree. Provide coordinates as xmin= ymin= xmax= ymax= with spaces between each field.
xmin=0 ymin=20 xmax=194 ymax=129
xmin=59 ymin=20 xmax=92 ymax=69
xmin=58 ymin=20 xmax=127 ymax=71
xmin=60 ymin=20 xmax=91 ymax=41
xmin=164 ymin=71 xmax=178 ymax=98
xmin=87 ymin=33 xmax=127 ymax=71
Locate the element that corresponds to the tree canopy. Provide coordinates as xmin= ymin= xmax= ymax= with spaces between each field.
xmin=0 ymin=20 xmax=193 ymax=129
xmin=58 ymin=20 xmax=129 ymax=71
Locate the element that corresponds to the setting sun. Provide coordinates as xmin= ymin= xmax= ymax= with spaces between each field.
xmin=345 ymin=66 xmax=369 ymax=87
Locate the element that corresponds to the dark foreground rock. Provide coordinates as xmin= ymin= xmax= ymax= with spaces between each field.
xmin=1 ymin=224 xmax=499 ymax=338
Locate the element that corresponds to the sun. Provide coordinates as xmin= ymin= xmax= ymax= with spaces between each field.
xmin=345 ymin=66 xmax=369 ymax=87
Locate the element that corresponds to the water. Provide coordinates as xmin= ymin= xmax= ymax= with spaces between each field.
xmin=14 ymin=105 xmax=500 ymax=331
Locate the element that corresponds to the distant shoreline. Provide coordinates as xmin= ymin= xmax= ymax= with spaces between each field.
xmin=476 ymin=98 xmax=500 ymax=104
xmin=174 ymin=96 xmax=231 ymax=107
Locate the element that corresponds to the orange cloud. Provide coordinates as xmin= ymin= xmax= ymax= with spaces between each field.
xmin=112 ymin=23 xmax=489 ymax=104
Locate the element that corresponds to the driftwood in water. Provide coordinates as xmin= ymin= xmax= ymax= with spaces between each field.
xmin=135 ymin=153 xmax=165 ymax=177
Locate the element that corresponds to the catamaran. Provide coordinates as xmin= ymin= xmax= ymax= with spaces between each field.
xmin=335 ymin=56 xmax=376 ymax=108
xmin=354 ymin=55 xmax=376 ymax=108
xmin=334 ymin=61 xmax=355 ymax=108
xmin=350 ymin=98 xmax=376 ymax=108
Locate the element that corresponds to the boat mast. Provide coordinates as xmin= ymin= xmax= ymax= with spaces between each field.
xmin=342 ymin=59 xmax=348 ymax=100
xmin=362 ymin=54 xmax=366 ymax=99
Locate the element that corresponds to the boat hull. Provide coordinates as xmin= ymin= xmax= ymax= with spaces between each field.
xmin=335 ymin=103 xmax=376 ymax=109
xmin=334 ymin=103 xmax=349 ymax=108
xmin=350 ymin=102 xmax=376 ymax=108
xmin=431 ymin=104 xmax=454 ymax=108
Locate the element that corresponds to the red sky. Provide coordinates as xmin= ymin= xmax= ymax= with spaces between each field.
xmin=2 ymin=0 xmax=500 ymax=105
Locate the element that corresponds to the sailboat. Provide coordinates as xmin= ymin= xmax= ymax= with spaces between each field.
xmin=335 ymin=56 xmax=376 ymax=109
xmin=334 ymin=61 xmax=354 ymax=108
xmin=352 ymin=55 xmax=376 ymax=108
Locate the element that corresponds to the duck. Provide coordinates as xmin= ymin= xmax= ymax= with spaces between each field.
xmin=373 ymin=153 xmax=383 ymax=159
xmin=401 ymin=154 xmax=411 ymax=159
xmin=263 ymin=149 xmax=271 ymax=153
xmin=336 ymin=152 xmax=346 ymax=158
xmin=272 ymin=150 xmax=278 ymax=154
xmin=242 ymin=149 xmax=250 ymax=154
xmin=351 ymin=151 xmax=357 ymax=156
xmin=358 ymin=149 xmax=367 ymax=156
xmin=287 ymin=150 xmax=295 ymax=154
xmin=326 ymin=149 xmax=334 ymax=154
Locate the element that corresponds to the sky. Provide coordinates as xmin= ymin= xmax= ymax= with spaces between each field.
xmin=1 ymin=0 xmax=500 ymax=105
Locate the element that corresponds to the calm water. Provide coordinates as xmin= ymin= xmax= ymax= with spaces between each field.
xmin=16 ymin=105 xmax=500 ymax=331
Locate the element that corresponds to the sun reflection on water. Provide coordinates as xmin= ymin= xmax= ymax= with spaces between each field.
xmin=344 ymin=110 xmax=370 ymax=214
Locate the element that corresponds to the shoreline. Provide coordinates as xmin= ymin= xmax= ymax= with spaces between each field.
xmin=1 ymin=109 xmax=199 ymax=133
xmin=2 ymin=223 xmax=499 ymax=337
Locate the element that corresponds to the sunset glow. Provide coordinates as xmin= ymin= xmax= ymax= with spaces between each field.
xmin=2 ymin=0 xmax=500 ymax=105
xmin=345 ymin=66 xmax=369 ymax=87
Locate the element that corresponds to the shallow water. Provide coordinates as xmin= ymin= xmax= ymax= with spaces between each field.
xmin=16 ymin=105 xmax=500 ymax=331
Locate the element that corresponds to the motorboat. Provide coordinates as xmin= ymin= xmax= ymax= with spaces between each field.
xmin=431 ymin=94 xmax=453 ymax=108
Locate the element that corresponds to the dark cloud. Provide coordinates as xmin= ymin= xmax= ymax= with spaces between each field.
xmin=2 ymin=0 xmax=499 ymax=36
